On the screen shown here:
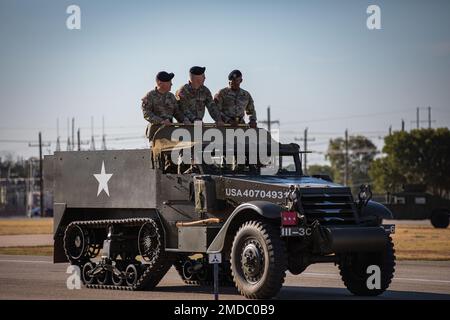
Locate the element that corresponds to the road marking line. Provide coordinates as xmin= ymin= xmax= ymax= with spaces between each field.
xmin=394 ymin=277 xmax=450 ymax=284
xmin=301 ymin=272 xmax=450 ymax=284
xmin=2 ymin=260 xmax=449 ymax=285
xmin=0 ymin=259 xmax=52 ymax=264
xmin=302 ymin=272 xmax=337 ymax=278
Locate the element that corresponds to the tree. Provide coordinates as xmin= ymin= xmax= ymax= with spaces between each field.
xmin=326 ymin=135 xmax=378 ymax=191
xmin=369 ymin=128 xmax=450 ymax=197
xmin=307 ymin=164 xmax=333 ymax=178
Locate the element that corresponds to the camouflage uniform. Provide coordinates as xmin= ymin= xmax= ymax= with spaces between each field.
xmin=141 ymin=88 xmax=185 ymax=139
xmin=214 ymin=87 xmax=257 ymax=124
xmin=176 ymin=83 xmax=221 ymax=122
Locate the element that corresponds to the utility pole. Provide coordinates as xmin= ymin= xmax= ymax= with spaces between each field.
xmin=294 ymin=128 xmax=315 ymax=174
xmin=72 ymin=117 xmax=75 ymax=150
xmin=389 ymin=125 xmax=392 ymax=136
xmin=38 ymin=133 xmax=43 ymax=217
xmin=344 ymin=129 xmax=349 ymax=186
xmin=428 ymin=106 xmax=431 ymax=129
xmin=427 ymin=106 xmax=436 ymax=128
xmin=401 ymin=119 xmax=405 ymax=132
xmin=411 ymin=107 xmax=435 ymax=130
xmin=77 ymin=129 xmax=81 ymax=151
xmin=56 ymin=118 xmax=61 ymax=152
xmin=29 ymin=133 xmax=50 ymax=218
xmin=259 ymin=106 xmax=279 ymax=133
xmin=66 ymin=118 xmax=71 ymax=151
xmin=75 ymin=128 xmax=90 ymax=151
xmin=101 ymin=116 xmax=107 ymax=150
xmin=90 ymin=117 xmax=96 ymax=151
xmin=416 ymin=107 xmax=420 ymax=129
xmin=26 ymin=160 xmax=32 ymax=217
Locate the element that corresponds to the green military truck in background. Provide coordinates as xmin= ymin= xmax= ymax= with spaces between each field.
xmin=378 ymin=185 xmax=450 ymax=228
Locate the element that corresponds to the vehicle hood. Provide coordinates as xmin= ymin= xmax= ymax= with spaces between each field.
xmin=224 ymin=175 xmax=344 ymax=188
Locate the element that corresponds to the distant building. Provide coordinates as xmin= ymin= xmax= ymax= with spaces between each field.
xmin=0 ymin=157 xmax=53 ymax=217
xmin=0 ymin=178 xmax=27 ymax=216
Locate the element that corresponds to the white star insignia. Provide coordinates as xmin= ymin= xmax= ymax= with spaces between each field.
xmin=93 ymin=161 xmax=113 ymax=197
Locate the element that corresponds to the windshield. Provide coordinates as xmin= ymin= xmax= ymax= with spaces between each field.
xmin=200 ymin=154 xmax=301 ymax=176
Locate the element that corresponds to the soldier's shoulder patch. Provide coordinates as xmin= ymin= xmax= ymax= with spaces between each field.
xmin=177 ymin=85 xmax=189 ymax=97
xmin=175 ymin=88 xmax=181 ymax=98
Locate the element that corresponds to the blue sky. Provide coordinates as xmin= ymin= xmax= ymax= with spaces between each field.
xmin=1 ymin=0 xmax=450 ymax=163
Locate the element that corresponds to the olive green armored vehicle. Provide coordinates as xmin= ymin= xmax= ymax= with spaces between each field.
xmin=383 ymin=185 xmax=450 ymax=228
xmin=44 ymin=124 xmax=396 ymax=299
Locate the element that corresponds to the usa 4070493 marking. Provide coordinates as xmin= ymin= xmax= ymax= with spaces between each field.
xmin=225 ymin=188 xmax=289 ymax=199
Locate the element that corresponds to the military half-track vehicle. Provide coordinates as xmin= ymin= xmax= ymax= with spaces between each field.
xmin=44 ymin=124 xmax=396 ymax=299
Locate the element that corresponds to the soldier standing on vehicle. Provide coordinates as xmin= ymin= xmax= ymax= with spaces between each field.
xmin=214 ymin=70 xmax=257 ymax=128
xmin=141 ymin=71 xmax=187 ymax=140
xmin=176 ymin=66 xmax=223 ymax=124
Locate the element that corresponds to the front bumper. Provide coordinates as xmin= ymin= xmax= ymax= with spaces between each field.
xmin=281 ymin=224 xmax=395 ymax=253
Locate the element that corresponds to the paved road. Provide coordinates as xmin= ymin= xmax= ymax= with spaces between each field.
xmin=0 ymin=255 xmax=449 ymax=300
xmin=0 ymin=234 xmax=53 ymax=247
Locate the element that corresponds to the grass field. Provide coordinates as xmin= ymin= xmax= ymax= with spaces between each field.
xmin=0 ymin=218 xmax=52 ymax=235
xmin=391 ymin=224 xmax=450 ymax=261
xmin=0 ymin=219 xmax=449 ymax=260
xmin=0 ymin=246 xmax=53 ymax=256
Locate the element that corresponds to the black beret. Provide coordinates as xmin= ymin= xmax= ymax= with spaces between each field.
xmin=190 ymin=66 xmax=206 ymax=75
xmin=228 ymin=69 xmax=242 ymax=80
xmin=156 ymin=71 xmax=174 ymax=82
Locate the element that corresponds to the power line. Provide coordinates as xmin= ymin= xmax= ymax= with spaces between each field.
xmin=282 ymin=108 xmax=412 ymax=125
xmin=433 ymin=107 xmax=450 ymax=114
xmin=106 ymin=136 xmax=145 ymax=141
xmin=0 ymin=139 xmax=37 ymax=143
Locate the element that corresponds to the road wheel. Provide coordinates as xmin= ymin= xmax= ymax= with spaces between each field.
xmin=230 ymin=220 xmax=287 ymax=299
xmin=96 ymin=269 xmax=110 ymax=285
xmin=431 ymin=210 xmax=449 ymax=228
xmin=125 ymin=264 xmax=140 ymax=287
xmin=82 ymin=262 xmax=96 ymax=285
xmin=339 ymin=236 xmax=396 ymax=296
xmin=111 ymin=261 xmax=125 ymax=286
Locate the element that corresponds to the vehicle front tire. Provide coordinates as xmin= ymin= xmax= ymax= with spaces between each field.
xmin=431 ymin=210 xmax=449 ymax=228
xmin=339 ymin=236 xmax=396 ymax=296
xmin=230 ymin=220 xmax=287 ymax=299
